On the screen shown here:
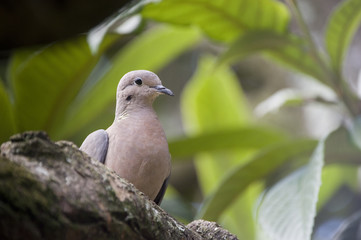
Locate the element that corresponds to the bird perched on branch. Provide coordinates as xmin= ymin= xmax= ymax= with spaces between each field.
xmin=80 ymin=70 xmax=173 ymax=205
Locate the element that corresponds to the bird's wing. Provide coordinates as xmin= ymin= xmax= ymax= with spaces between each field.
xmin=80 ymin=129 xmax=109 ymax=164
xmin=154 ymin=174 xmax=170 ymax=205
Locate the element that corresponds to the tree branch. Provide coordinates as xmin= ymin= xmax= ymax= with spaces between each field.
xmin=0 ymin=131 xmax=237 ymax=240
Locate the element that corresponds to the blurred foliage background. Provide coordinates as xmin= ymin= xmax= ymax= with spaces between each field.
xmin=1 ymin=0 xmax=361 ymax=239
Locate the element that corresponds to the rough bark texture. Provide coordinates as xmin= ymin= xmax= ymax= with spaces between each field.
xmin=0 ymin=131 xmax=237 ymax=240
xmin=187 ymin=220 xmax=238 ymax=240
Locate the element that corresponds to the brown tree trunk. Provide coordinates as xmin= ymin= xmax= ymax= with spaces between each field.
xmin=0 ymin=131 xmax=237 ymax=240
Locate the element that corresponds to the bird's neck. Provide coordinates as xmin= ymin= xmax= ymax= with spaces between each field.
xmin=114 ymin=104 xmax=156 ymax=123
xmin=115 ymin=96 xmax=155 ymax=118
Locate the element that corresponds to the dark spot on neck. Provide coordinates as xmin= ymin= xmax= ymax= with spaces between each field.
xmin=126 ymin=95 xmax=132 ymax=101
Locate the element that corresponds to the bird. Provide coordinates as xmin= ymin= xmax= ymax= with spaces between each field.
xmin=80 ymin=70 xmax=173 ymax=205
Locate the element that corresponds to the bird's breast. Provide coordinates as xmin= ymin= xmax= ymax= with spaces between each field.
xmin=105 ymin=112 xmax=171 ymax=200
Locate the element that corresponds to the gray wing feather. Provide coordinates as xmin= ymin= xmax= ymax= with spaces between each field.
xmin=80 ymin=129 xmax=109 ymax=164
xmin=154 ymin=175 xmax=170 ymax=205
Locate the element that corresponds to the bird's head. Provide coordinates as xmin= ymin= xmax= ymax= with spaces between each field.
xmin=115 ymin=70 xmax=174 ymax=114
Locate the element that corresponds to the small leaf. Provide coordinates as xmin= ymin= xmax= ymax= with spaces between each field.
xmin=143 ymin=0 xmax=290 ymax=42
xmin=197 ymin=139 xmax=317 ymax=221
xmin=0 ymin=80 xmax=16 ymax=143
xmin=169 ymin=127 xmax=287 ymax=160
xmin=256 ymin=139 xmax=325 ymax=240
xmin=325 ymin=0 xmax=361 ymax=72
xmin=221 ymin=32 xmax=326 ymax=82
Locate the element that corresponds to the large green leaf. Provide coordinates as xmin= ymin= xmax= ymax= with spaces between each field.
xmin=9 ymin=35 xmax=119 ymax=137
xmin=221 ymin=32 xmax=326 ymax=82
xmin=256 ymin=140 xmax=324 ymax=240
xmin=181 ymin=55 xmax=255 ymax=238
xmin=197 ymin=139 xmax=317 ymax=221
xmin=182 ymin=55 xmax=250 ymax=134
xmin=7 ymin=49 xmax=35 ymax=93
xmin=169 ymin=127 xmax=287 ymax=160
xmin=59 ymin=26 xmax=200 ymax=139
xmin=142 ymin=0 xmax=290 ymax=42
xmin=325 ymin=0 xmax=361 ymax=73
xmin=0 ymin=80 xmax=16 ymax=143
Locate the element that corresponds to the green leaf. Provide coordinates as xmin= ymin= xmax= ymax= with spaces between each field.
xmin=0 ymin=80 xmax=16 ymax=143
xmin=60 ymin=25 xmax=200 ymax=139
xmin=325 ymin=0 xmax=361 ymax=72
xmin=197 ymin=139 xmax=317 ymax=221
xmin=7 ymin=49 xmax=35 ymax=92
xmin=221 ymin=32 xmax=326 ymax=82
xmin=169 ymin=127 xmax=287 ymax=160
xmin=256 ymin=139 xmax=324 ymax=240
xmin=181 ymin=55 xmax=254 ymax=238
xmin=182 ymin=55 xmax=250 ymax=134
xmin=9 ymin=35 xmax=119 ymax=137
xmin=142 ymin=0 xmax=290 ymax=42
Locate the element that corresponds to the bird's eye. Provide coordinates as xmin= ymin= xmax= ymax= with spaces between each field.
xmin=134 ymin=78 xmax=142 ymax=85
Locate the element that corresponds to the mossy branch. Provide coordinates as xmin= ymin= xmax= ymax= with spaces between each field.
xmin=0 ymin=131 xmax=237 ymax=240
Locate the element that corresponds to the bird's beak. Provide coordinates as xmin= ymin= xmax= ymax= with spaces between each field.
xmin=153 ymin=85 xmax=174 ymax=96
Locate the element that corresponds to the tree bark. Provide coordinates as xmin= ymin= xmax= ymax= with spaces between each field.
xmin=0 ymin=131 xmax=237 ymax=240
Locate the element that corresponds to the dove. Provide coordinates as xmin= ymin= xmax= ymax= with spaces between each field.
xmin=80 ymin=70 xmax=173 ymax=205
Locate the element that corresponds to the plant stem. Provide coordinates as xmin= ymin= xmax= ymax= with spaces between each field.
xmin=285 ymin=1 xmax=329 ymax=82
xmin=285 ymin=0 xmax=359 ymax=117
